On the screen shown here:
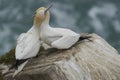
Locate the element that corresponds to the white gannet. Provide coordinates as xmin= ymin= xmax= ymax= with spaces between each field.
xmin=11 ymin=11 xmax=42 ymax=77
xmin=35 ymin=5 xmax=80 ymax=49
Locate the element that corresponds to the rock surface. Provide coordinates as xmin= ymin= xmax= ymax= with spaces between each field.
xmin=2 ymin=33 xmax=120 ymax=80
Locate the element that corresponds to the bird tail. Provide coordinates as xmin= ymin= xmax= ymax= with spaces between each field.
xmin=9 ymin=59 xmax=29 ymax=70
xmin=12 ymin=60 xmax=29 ymax=78
xmin=79 ymin=33 xmax=91 ymax=41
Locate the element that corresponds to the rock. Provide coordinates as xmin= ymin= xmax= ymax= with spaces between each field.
xmin=2 ymin=33 xmax=120 ymax=80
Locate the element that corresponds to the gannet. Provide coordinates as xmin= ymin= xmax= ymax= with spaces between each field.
xmin=11 ymin=12 xmax=41 ymax=77
xmin=35 ymin=5 xmax=80 ymax=49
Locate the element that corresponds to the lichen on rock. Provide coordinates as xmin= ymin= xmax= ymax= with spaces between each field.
xmin=0 ymin=48 xmax=15 ymax=65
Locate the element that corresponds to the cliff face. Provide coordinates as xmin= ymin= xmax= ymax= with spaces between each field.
xmin=2 ymin=33 xmax=120 ymax=80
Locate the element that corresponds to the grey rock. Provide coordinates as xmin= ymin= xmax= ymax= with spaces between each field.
xmin=3 ymin=33 xmax=120 ymax=80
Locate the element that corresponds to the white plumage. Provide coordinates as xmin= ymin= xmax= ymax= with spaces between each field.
xmin=15 ymin=27 xmax=41 ymax=59
xmin=13 ymin=26 xmax=41 ymax=77
xmin=40 ymin=26 xmax=80 ymax=49
xmin=36 ymin=7 xmax=80 ymax=49
xmin=12 ymin=5 xmax=80 ymax=77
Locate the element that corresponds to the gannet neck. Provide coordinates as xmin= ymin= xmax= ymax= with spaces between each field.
xmin=33 ymin=16 xmax=43 ymax=27
xmin=42 ymin=11 xmax=50 ymax=25
xmin=30 ymin=25 xmax=40 ymax=38
xmin=36 ymin=13 xmax=50 ymax=32
xmin=33 ymin=25 xmax=39 ymax=31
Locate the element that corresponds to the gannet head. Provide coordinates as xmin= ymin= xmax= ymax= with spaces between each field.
xmin=34 ymin=5 xmax=52 ymax=27
xmin=35 ymin=7 xmax=48 ymax=20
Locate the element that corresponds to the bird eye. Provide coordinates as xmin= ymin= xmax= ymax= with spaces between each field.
xmin=40 ymin=10 xmax=44 ymax=15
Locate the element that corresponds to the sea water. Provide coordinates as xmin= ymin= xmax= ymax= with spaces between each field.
xmin=0 ymin=0 xmax=120 ymax=55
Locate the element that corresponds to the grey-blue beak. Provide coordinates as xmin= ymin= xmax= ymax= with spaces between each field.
xmin=44 ymin=4 xmax=53 ymax=15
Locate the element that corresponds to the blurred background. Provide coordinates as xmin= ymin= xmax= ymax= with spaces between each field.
xmin=0 ymin=0 xmax=120 ymax=55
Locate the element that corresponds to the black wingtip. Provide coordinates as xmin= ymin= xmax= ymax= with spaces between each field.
xmin=79 ymin=36 xmax=91 ymax=41
xmin=9 ymin=59 xmax=28 ymax=70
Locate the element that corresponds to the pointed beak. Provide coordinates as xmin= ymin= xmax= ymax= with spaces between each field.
xmin=44 ymin=4 xmax=53 ymax=15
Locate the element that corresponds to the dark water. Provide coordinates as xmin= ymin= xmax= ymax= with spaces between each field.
xmin=0 ymin=0 xmax=120 ymax=55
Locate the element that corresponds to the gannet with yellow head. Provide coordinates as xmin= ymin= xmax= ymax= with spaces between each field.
xmin=11 ymin=8 xmax=42 ymax=77
xmin=35 ymin=5 xmax=80 ymax=49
